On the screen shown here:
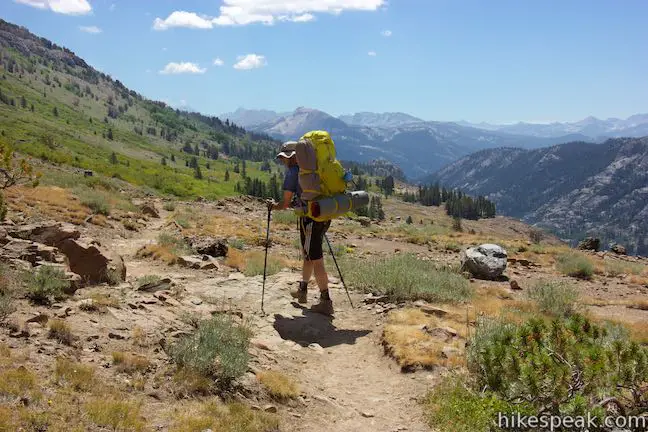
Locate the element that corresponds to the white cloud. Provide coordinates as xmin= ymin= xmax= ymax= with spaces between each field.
xmin=213 ymin=58 xmax=225 ymax=67
xmin=15 ymin=0 xmax=92 ymax=15
xmin=381 ymin=29 xmax=392 ymax=37
xmin=80 ymin=26 xmax=102 ymax=34
xmin=233 ymin=54 xmax=267 ymax=70
xmin=153 ymin=11 xmax=214 ymax=30
xmin=368 ymin=51 xmax=377 ymax=56
xmin=159 ymin=62 xmax=207 ymax=75
xmin=153 ymin=0 xmax=384 ymax=29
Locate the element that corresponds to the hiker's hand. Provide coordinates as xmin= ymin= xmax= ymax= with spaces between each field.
xmin=265 ymin=199 xmax=276 ymax=211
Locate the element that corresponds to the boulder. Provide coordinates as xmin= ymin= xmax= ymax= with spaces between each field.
xmin=186 ymin=236 xmax=228 ymax=258
xmin=137 ymin=278 xmax=173 ymax=292
xmin=577 ymin=237 xmax=600 ymax=252
xmin=460 ymin=244 xmax=508 ymax=280
xmin=7 ymin=222 xmax=80 ymax=247
xmin=140 ymin=203 xmax=160 ymax=219
xmin=611 ymin=244 xmax=627 ymax=255
xmin=57 ymin=238 xmax=126 ymax=284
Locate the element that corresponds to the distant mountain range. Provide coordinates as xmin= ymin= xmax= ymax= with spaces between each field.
xmin=222 ymin=107 xmax=622 ymax=179
xmin=426 ymin=137 xmax=648 ymax=256
xmin=457 ymin=115 xmax=648 ymax=139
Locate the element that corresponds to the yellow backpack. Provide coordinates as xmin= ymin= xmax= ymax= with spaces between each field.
xmin=294 ymin=130 xmax=347 ymax=220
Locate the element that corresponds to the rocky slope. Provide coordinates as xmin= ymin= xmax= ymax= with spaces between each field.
xmin=427 ymin=137 xmax=648 ymax=255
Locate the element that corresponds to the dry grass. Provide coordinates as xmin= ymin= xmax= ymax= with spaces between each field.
xmin=79 ymin=292 xmax=120 ymax=312
xmin=257 ymin=370 xmax=299 ymax=401
xmin=48 ymin=318 xmax=74 ymax=345
xmin=112 ymin=352 xmax=151 ymax=374
xmin=0 ymin=366 xmax=41 ymax=401
xmin=54 ymin=357 xmax=96 ymax=391
xmin=225 ymin=249 xmax=298 ymax=276
xmin=382 ymin=308 xmax=466 ymax=371
xmin=4 ymin=185 xmax=90 ymax=224
xmin=167 ymin=400 xmax=280 ymax=432
xmin=131 ymin=326 xmax=149 ymax=348
xmin=171 ymin=369 xmax=214 ymax=397
xmin=136 ymin=233 xmax=193 ymax=265
xmin=85 ymin=397 xmax=146 ymax=432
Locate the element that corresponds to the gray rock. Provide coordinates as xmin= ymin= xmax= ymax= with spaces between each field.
xmin=137 ymin=278 xmax=173 ymax=292
xmin=140 ymin=203 xmax=160 ymax=218
xmin=611 ymin=244 xmax=627 ymax=255
xmin=460 ymin=244 xmax=507 ymax=280
xmin=357 ymin=217 xmax=371 ymax=227
xmin=263 ymin=404 xmax=278 ymax=413
xmin=185 ymin=236 xmax=228 ymax=258
xmin=413 ymin=300 xmax=449 ymax=317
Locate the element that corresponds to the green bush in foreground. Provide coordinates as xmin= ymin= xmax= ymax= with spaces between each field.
xmin=339 ymin=253 xmax=473 ymax=303
xmin=168 ymin=315 xmax=252 ymax=387
xmin=461 ymin=314 xmax=648 ymax=428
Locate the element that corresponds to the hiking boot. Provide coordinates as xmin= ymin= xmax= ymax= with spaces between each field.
xmin=290 ymin=281 xmax=308 ymax=304
xmin=310 ymin=299 xmax=334 ymax=316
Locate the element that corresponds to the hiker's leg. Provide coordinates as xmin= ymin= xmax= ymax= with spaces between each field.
xmin=312 ymin=258 xmax=328 ymax=293
xmin=302 ymin=259 xmax=314 ymax=284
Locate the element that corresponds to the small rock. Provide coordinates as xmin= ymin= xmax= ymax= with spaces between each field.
xmin=164 ymin=298 xmax=182 ymax=307
xmin=251 ymin=339 xmax=273 ymax=351
xmin=108 ymin=332 xmax=126 ymax=340
xmin=577 ymin=237 xmax=600 ymax=252
xmin=200 ymin=261 xmax=218 ymax=270
xmin=308 ymin=343 xmax=324 ymax=353
xmin=263 ymin=405 xmax=278 ymax=413
xmin=25 ymin=314 xmax=49 ymax=326
xmin=147 ymin=391 xmax=161 ymax=400
xmin=251 ymin=405 xmax=261 ymax=411
xmin=413 ymin=301 xmax=448 ymax=317
xmin=364 ymin=294 xmax=388 ymax=304
xmin=127 ymin=303 xmax=138 ymax=310
xmin=510 ymin=280 xmax=522 ymax=290
xmin=361 ymin=411 xmax=375 ymax=418
xmin=137 ymin=278 xmax=173 ymax=292
xmin=190 ymin=297 xmax=203 ymax=306
xmin=140 ymin=203 xmax=160 ymax=218
xmin=611 ymin=244 xmax=627 ymax=255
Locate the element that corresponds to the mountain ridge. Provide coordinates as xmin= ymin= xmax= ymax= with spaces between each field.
xmin=426 ymin=137 xmax=648 ymax=255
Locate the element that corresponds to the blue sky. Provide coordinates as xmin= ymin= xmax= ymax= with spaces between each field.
xmin=2 ymin=0 xmax=647 ymax=123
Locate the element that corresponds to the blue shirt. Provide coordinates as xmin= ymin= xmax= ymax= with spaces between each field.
xmin=283 ymin=165 xmax=302 ymax=196
xmin=282 ymin=165 xmax=304 ymax=207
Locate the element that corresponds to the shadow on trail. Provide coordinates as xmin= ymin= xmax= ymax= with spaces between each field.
xmin=273 ymin=305 xmax=371 ymax=348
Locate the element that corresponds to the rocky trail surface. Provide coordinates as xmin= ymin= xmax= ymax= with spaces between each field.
xmin=101 ymin=202 xmax=435 ymax=431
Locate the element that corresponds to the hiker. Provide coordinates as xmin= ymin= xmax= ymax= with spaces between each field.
xmin=266 ymin=141 xmax=334 ymax=316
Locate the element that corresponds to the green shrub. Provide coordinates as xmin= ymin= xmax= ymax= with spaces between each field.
xmin=163 ymin=201 xmax=177 ymax=211
xmin=340 ymin=253 xmax=473 ymax=303
xmin=25 ymin=266 xmax=70 ymax=305
xmin=157 ymin=233 xmax=192 ymax=255
xmin=424 ymin=373 xmax=529 ymax=432
xmin=272 ymin=210 xmax=297 ymax=225
xmin=229 ymin=238 xmax=245 ymax=250
xmin=0 ymin=265 xmax=18 ymax=322
xmin=466 ymin=314 xmax=648 ymax=420
xmin=555 ymin=252 xmax=594 ymax=279
xmin=0 ymin=191 xmax=7 ymax=221
xmin=175 ymin=217 xmax=191 ymax=229
xmin=444 ymin=242 xmax=461 ymax=253
xmin=77 ymin=189 xmax=111 ymax=215
xmin=452 ymin=216 xmax=463 ymax=232
xmin=168 ymin=315 xmax=252 ymax=387
xmin=525 ymin=279 xmax=579 ymax=317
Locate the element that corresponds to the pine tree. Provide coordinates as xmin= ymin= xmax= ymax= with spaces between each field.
xmin=53 ymin=106 xmax=58 ymax=117
xmin=406 ymin=215 xmax=413 ymax=224
xmin=205 ymin=161 xmax=211 ymax=170
xmin=20 ymin=96 xmax=26 ymax=109
xmin=109 ymin=152 xmax=118 ymax=164
xmin=170 ymin=154 xmax=176 ymax=162
xmin=30 ymin=104 xmax=34 ymax=112
xmin=194 ymin=163 xmax=203 ymax=180
xmin=224 ymin=169 xmax=230 ymax=181
xmin=242 ymin=160 xmax=247 ymax=178
xmin=161 ymin=157 xmax=167 ymax=166
xmin=233 ymin=161 xmax=240 ymax=174
xmin=107 ymin=128 xmax=113 ymax=140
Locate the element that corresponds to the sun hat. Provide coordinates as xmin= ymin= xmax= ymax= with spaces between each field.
xmin=276 ymin=141 xmax=297 ymax=159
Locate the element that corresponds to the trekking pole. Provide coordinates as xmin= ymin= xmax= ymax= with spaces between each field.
xmin=324 ymin=234 xmax=354 ymax=309
xmin=261 ymin=207 xmax=271 ymax=315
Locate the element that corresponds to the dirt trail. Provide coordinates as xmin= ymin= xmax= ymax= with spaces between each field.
xmin=103 ymin=203 xmax=435 ymax=432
